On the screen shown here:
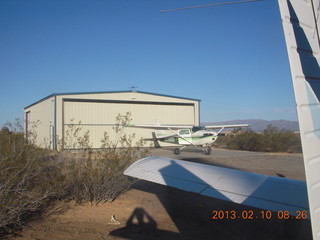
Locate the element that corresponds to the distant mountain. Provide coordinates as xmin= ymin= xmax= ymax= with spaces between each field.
xmin=202 ymin=119 xmax=299 ymax=132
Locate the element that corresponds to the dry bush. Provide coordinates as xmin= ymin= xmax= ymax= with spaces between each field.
xmin=220 ymin=125 xmax=302 ymax=153
xmin=57 ymin=118 xmax=92 ymax=150
xmin=0 ymin=113 xmax=147 ymax=236
xmin=0 ymin=120 xmax=57 ymax=235
xmin=57 ymin=112 xmax=148 ymax=204
xmin=262 ymin=125 xmax=302 ymax=153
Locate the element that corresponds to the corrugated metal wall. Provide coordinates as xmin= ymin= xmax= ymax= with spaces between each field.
xmin=62 ymin=97 xmax=197 ymax=149
xmin=63 ymin=101 xmax=195 ymax=125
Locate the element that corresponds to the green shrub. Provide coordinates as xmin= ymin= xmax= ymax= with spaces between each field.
xmin=220 ymin=125 xmax=302 ymax=153
xmin=262 ymin=125 xmax=302 ymax=153
xmin=227 ymin=129 xmax=264 ymax=151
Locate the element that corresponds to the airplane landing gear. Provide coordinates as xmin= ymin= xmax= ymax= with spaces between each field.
xmin=204 ymin=147 xmax=212 ymax=155
xmin=174 ymin=146 xmax=185 ymax=155
xmin=174 ymin=148 xmax=181 ymax=155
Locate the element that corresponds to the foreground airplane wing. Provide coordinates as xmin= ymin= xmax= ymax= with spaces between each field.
xmin=125 ymin=156 xmax=308 ymax=215
xmin=279 ymin=0 xmax=320 ymax=238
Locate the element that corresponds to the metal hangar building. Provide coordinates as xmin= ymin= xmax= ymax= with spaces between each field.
xmin=24 ymin=90 xmax=201 ymax=150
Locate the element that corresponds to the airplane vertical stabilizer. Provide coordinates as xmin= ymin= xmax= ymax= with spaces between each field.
xmin=279 ymin=0 xmax=320 ymax=238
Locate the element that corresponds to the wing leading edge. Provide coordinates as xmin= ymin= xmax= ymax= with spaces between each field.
xmin=127 ymin=124 xmax=193 ymax=130
xmin=124 ymin=156 xmax=308 ymax=215
xmin=205 ymin=124 xmax=250 ymax=129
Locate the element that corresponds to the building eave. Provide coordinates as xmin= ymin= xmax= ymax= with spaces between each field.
xmin=24 ymin=90 xmax=201 ymax=109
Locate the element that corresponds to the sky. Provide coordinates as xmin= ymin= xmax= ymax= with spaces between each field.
xmin=0 ymin=0 xmax=297 ymax=127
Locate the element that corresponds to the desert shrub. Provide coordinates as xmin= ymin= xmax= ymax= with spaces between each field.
xmin=0 ymin=113 xmax=147 ymax=236
xmin=57 ymin=119 xmax=92 ymax=150
xmin=262 ymin=125 xmax=302 ymax=153
xmin=57 ymin=112 xmax=147 ymax=204
xmin=213 ymin=134 xmax=231 ymax=148
xmin=227 ymin=129 xmax=264 ymax=151
xmin=222 ymin=125 xmax=302 ymax=153
xmin=0 ymin=120 xmax=58 ymax=235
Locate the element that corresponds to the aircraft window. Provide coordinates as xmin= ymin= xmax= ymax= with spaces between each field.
xmin=192 ymin=126 xmax=205 ymax=132
xmin=179 ymin=129 xmax=190 ymax=135
xmin=204 ymin=133 xmax=214 ymax=136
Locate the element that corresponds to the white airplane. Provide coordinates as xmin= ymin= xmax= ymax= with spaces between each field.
xmin=124 ymin=1 xmax=320 ymax=239
xmin=128 ymin=123 xmax=249 ymax=155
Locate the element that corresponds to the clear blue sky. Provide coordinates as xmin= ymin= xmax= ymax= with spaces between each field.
xmin=0 ymin=0 xmax=297 ymax=127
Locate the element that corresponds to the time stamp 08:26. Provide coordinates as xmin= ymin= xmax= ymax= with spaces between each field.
xmin=212 ymin=210 xmax=309 ymax=220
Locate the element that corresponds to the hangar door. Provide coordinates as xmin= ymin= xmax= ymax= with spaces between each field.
xmin=62 ymin=98 xmax=196 ymax=149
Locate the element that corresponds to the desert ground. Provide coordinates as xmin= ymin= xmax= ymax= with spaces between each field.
xmin=11 ymin=147 xmax=312 ymax=240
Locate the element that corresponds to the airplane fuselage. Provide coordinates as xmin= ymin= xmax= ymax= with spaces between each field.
xmin=129 ymin=123 xmax=248 ymax=155
xmin=158 ymin=128 xmax=218 ymax=147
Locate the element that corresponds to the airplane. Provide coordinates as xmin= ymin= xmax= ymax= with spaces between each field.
xmin=127 ymin=123 xmax=250 ymax=155
xmin=124 ymin=1 xmax=320 ymax=239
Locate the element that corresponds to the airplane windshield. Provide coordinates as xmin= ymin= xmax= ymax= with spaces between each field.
xmin=192 ymin=126 xmax=206 ymax=132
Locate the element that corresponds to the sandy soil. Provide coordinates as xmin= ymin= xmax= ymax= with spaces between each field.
xmin=11 ymin=148 xmax=312 ymax=240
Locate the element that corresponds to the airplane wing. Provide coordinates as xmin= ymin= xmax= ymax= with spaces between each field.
xmin=124 ymin=156 xmax=309 ymax=215
xmin=143 ymin=134 xmax=177 ymax=141
xmin=205 ymin=124 xmax=250 ymax=129
xmin=127 ymin=124 xmax=193 ymax=130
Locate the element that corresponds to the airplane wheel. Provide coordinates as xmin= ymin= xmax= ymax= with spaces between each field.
xmin=204 ymin=147 xmax=212 ymax=155
xmin=174 ymin=148 xmax=181 ymax=155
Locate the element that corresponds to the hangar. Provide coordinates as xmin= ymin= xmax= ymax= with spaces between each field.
xmin=24 ymin=90 xmax=200 ymax=150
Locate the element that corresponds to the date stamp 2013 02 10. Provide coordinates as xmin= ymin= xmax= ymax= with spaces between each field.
xmin=212 ymin=210 xmax=309 ymax=220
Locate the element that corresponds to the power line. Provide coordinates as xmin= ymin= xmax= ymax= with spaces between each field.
xmin=160 ymin=0 xmax=261 ymax=13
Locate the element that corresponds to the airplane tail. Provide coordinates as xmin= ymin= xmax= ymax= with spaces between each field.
xmin=143 ymin=130 xmax=174 ymax=147
xmin=154 ymin=130 xmax=166 ymax=138
xmin=152 ymin=131 xmax=162 ymax=148
xmin=279 ymin=0 xmax=320 ymax=239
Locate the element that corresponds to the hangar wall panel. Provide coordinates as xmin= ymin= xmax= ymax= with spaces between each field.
xmin=62 ymin=125 xmax=153 ymax=149
xmin=24 ymin=97 xmax=55 ymax=148
xmin=25 ymin=91 xmax=200 ymax=149
xmin=62 ymin=98 xmax=197 ymax=148
xmin=63 ymin=101 xmax=195 ymax=125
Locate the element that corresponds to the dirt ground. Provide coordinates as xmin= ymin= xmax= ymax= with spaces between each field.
xmin=11 ymin=148 xmax=312 ymax=240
